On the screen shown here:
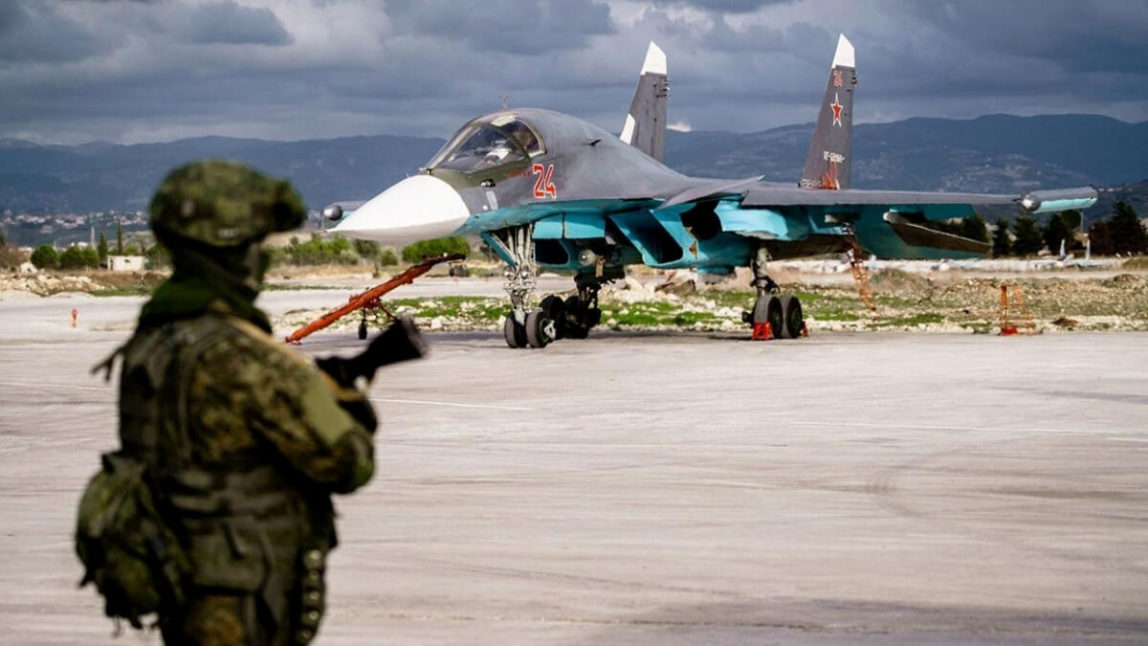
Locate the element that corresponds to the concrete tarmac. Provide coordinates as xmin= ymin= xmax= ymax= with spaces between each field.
xmin=1 ymin=296 xmax=1146 ymax=644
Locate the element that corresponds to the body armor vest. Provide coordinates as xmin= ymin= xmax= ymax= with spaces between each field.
xmin=117 ymin=314 xmax=329 ymax=643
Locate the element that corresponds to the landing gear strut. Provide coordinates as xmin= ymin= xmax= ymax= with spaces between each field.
xmin=490 ymin=226 xmax=605 ymax=349
xmin=492 ymin=225 xmax=546 ymax=348
xmin=745 ymin=246 xmax=806 ymax=339
xmin=561 ymin=277 xmax=602 ymax=340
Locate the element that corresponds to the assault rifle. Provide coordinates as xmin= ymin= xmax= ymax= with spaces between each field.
xmin=315 ymin=315 xmax=428 ymax=389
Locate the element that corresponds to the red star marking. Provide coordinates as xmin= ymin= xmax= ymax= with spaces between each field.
xmin=831 ymin=93 xmax=843 ymax=127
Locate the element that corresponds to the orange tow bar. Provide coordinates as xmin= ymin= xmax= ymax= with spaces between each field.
xmin=284 ymin=254 xmax=464 ymax=344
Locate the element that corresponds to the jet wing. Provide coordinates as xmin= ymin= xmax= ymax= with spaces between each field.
xmin=741 ymin=185 xmax=1098 ymax=214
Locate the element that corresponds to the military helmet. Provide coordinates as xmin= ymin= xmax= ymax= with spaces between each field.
xmin=149 ymin=160 xmax=306 ymax=247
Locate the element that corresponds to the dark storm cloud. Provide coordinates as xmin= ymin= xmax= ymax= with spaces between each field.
xmin=185 ymin=0 xmax=292 ymax=45
xmin=0 ymin=0 xmax=1145 ymax=145
xmin=0 ymin=1 xmax=107 ymax=62
xmin=650 ymin=0 xmax=794 ymax=14
xmin=907 ymin=0 xmax=1148 ymax=74
xmin=385 ymin=0 xmax=614 ymax=55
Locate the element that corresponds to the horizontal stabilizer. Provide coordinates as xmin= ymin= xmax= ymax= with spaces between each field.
xmin=883 ymin=212 xmax=991 ymax=255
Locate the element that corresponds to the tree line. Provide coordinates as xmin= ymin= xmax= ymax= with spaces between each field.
xmin=932 ymin=201 xmax=1145 ymax=257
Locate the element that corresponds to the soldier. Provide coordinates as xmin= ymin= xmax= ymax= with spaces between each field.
xmin=113 ymin=161 xmax=377 ymax=644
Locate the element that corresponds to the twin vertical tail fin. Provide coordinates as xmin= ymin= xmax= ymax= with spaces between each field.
xmin=620 ymin=42 xmax=669 ymax=163
xmin=800 ymin=34 xmax=856 ymax=190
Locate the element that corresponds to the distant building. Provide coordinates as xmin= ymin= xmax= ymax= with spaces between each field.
xmin=107 ymin=255 xmax=145 ymax=272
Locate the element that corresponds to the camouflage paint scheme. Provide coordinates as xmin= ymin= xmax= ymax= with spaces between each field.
xmin=331 ymin=36 xmax=1098 ymax=275
xmin=121 ymin=309 xmax=375 ymax=645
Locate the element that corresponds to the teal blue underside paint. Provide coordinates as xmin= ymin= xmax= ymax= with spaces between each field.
xmin=458 ymin=198 xmax=989 ymax=270
xmin=851 ymin=206 xmax=983 ymax=260
xmin=1031 ymin=198 xmax=1097 ymax=214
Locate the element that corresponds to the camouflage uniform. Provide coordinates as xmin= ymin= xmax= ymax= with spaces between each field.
xmin=116 ymin=161 xmax=375 ymax=645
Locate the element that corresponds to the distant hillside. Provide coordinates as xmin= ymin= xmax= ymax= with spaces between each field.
xmin=0 ymin=113 xmax=1145 ymax=217
xmin=0 ymin=135 xmax=444 ymax=215
xmin=666 ymin=114 xmax=1148 ymax=194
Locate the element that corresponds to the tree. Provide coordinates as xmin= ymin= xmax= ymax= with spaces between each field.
xmin=146 ymin=243 xmax=171 ymax=269
xmin=1061 ymin=210 xmax=1082 ymax=230
xmin=1042 ymin=212 xmax=1070 ymax=255
xmin=59 ymin=246 xmax=86 ymax=270
xmin=992 ymin=218 xmax=1012 ymax=257
xmin=1109 ymin=201 xmax=1148 ymax=255
xmin=1089 ymin=218 xmax=1114 ymax=256
xmin=1012 ymin=215 xmax=1043 ymax=256
xmin=401 ymin=236 xmax=470 ymax=263
xmin=31 ymin=245 xmax=59 ymax=269
xmin=378 ymin=247 xmax=399 ymax=266
xmin=959 ymin=214 xmax=989 ymax=243
xmin=352 ymin=239 xmax=380 ymax=259
xmin=116 ymin=219 xmax=124 ymax=255
xmin=97 ymin=232 xmax=109 ymax=263
xmin=80 ymin=247 xmax=100 ymax=268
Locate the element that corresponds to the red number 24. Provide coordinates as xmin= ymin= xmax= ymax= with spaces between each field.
xmin=532 ymin=163 xmax=557 ymax=199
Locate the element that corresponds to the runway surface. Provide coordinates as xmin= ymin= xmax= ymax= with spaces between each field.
xmin=1 ymin=294 xmax=1146 ymax=644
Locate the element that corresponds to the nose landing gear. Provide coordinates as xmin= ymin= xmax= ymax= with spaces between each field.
xmin=491 ymin=226 xmax=606 ymax=349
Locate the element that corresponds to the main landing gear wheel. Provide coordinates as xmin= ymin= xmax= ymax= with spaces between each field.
xmin=503 ymin=315 xmax=527 ymax=349
xmin=525 ymin=310 xmax=556 ymax=348
xmin=752 ymin=294 xmax=784 ymax=337
xmin=778 ymin=294 xmax=804 ymax=339
xmin=539 ymin=295 xmax=567 ymax=340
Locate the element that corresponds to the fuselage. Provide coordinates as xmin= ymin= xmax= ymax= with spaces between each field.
xmin=332 ymin=108 xmax=788 ymax=274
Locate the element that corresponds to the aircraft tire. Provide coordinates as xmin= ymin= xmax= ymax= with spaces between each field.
xmin=566 ymin=325 xmax=590 ymax=339
xmin=540 ymin=295 xmax=566 ymax=339
xmin=779 ymin=294 xmax=804 ymax=339
xmin=752 ymin=294 xmax=783 ymax=337
xmin=525 ymin=310 xmax=554 ymax=348
xmin=357 ymin=321 xmax=368 ymax=340
xmin=503 ymin=315 xmax=527 ymax=348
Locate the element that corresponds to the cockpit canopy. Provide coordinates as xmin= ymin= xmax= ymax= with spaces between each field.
xmin=426 ymin=112 xmax=545 ymax=173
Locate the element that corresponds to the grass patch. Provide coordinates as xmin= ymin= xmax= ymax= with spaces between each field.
xmin=265 ymin=283 xmax=336 ymax=291
xmin=878 ymin=312 xmax=945 ymax=327
xmin=91 ymin=286 xmax=153 ymax=297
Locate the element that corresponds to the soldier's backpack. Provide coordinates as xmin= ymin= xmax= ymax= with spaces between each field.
xmin=75 ymin=451 xmax=190 ymax=628
xmin=75 ymin=323 xmax=222 ymax=629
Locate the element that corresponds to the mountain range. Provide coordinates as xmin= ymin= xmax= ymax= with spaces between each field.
xmin=1 ymin=113 xmax=1145 ymax=220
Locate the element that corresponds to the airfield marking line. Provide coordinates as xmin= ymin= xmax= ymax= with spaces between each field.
xmin=1107 ymin=437 xmax=1148 ymax=444
xmin=370 ymin=397 xmax=532 ymax=412
xmin=0 ymin=381 xmax=531 ymax=411
xmin=0 ymin=380 xmax=110 ymax=392
xmin=791 ymin=420 xmax=1120 ymax=435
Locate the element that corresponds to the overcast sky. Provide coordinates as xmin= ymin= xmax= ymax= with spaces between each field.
xmin=2 ymin=0 xmax=1146 ymax=145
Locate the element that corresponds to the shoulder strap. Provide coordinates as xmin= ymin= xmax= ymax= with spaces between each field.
xmin=159 ymin=317 xmax=240 ymax=471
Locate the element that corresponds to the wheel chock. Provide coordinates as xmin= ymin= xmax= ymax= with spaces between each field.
xmin=751 ymin=322 xmax=773 ymax=341
xmin=800 ymin=322 xmax=810 ymax=337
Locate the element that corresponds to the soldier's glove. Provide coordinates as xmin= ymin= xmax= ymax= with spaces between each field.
xmin=315 ymin=316 xmax=428 ymax=389
xmin=338 ymin=393 xmax=378 ymax=434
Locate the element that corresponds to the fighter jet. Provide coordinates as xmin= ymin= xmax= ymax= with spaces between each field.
xmin=328 ymin=36 xmax=1097 ymax=349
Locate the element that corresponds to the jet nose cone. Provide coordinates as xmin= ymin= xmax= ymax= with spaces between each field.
xmin=332 ymin=175 xmax=469 ymax=244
